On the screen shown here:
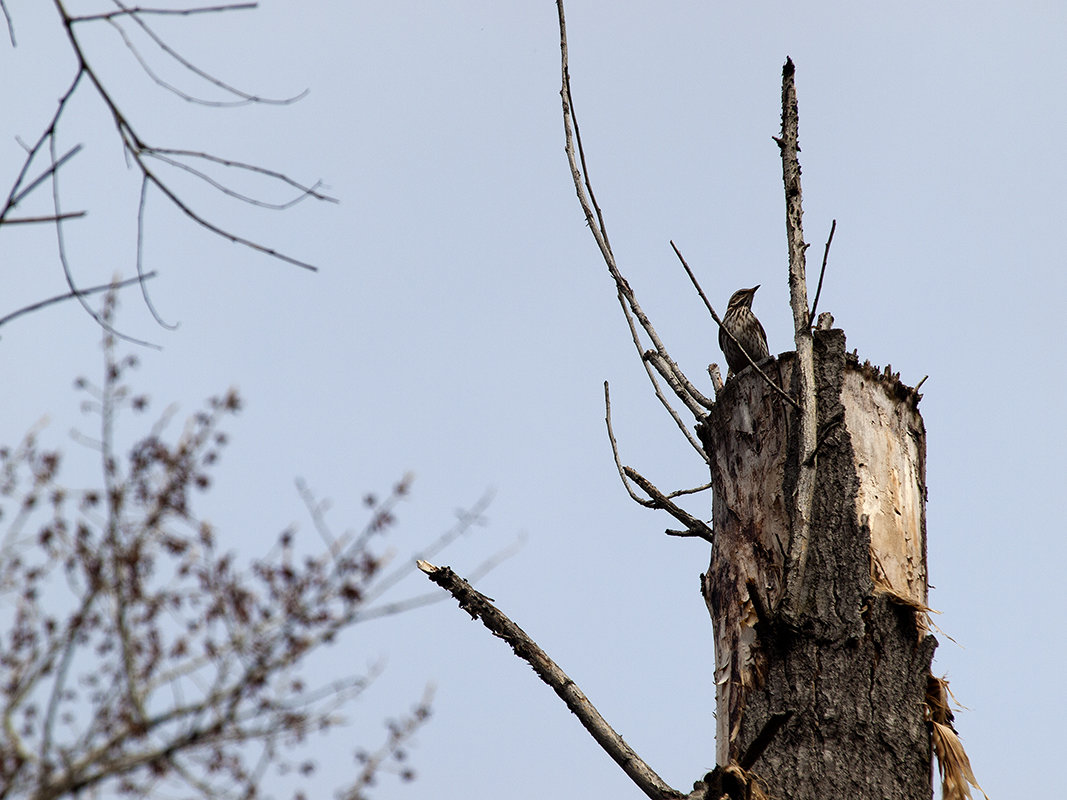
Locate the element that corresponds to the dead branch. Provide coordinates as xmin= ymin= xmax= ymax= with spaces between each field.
xmin=66 ymin=4 xmax=257 ymax=23
xmin=809 ymin=219 xmax=836 ymax=322
xmin=618 ymin=297 xmax=708 ymax=462
xmin=644 ymin=349 xmax=713 ymax=415
xmin=773 ymin=58 xmax=818 ymax=618
xmin=417 ymin=560 xmax=685 ymax=800
xmin=708 ymin=363 xmax=723 ymax=394
xmin=557 ymin=0 xmax=710 ymax=442
xmin=670 ymin=240 xmax=799 ymax=410
xmin=624 ymin=467 xmax=714 ymax=543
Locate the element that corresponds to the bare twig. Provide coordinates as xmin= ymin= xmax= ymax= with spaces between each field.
xmin=670 ymin=240 xmax=799 ymax=410
xmin=106 ymin=1 xmax=306 ymax=106
xmin=914 ymin=375 xmax=928 ymax=392
xmin=1 ymin=0 xmax=14 ymax=46
xmin=0 ymin=272 xmax=157 ymax=330
xmin=67 ymin=4 xmax=257 ymax=23
xmin=7 ymin=143 xmax=83 ymax=210
xmin=604 ymin=381 xmax=656 ymax=508
xmin=135 ymin=175 xmax=178 ymax=330
xmin=417 ymin=560 xmax=685 ymax=800
xmin=3 ymin=212 xmax=86 ymax=224
xmin=809 ymin=219 xmax=836 ymax=322
xmin=774 ymin=58 xmax=818 ymax=617
xmin=49 ymin=135 xmax=160 ymax=349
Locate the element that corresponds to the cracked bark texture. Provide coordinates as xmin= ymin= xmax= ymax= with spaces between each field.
xmin=697 ymin=329 xmax=934 ymax=799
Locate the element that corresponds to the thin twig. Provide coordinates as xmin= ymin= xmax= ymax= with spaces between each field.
xmin=135 ymin=175 xmax=178 ymax=329
xmin=3 ymin=212 xmax=86 ymax=224
xmin=68 ymin=4 xmax=257 ymax=23
xmin=0 ymin=272 xmax=158 ymax=330
xmin=914 ymin=375 xmax=928 ymax=392
xmin=604 ymin=382 xmax=655 ymax=508
xmin=110 ymin=1 xmax=306 ymax=106
xmin=809 ymin=218 xmax=835 ymax=322
xmin=418 ymin=559 xmax=685 ymax=800
xmin=1 ymin=0 xmax=14 ymax=46
xmin=8 ymin=144 xmax=83 ymax=209
xmin=49 ymin=135 xmax=160 ymax=349
xmin=670 ymin=240 xmax=799 ymax=410
xmin=151 ymin=148 xmax=338 ymax=203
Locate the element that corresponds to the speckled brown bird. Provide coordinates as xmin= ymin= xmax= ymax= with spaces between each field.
xmin=719 ymin=285 xmax=770 ymax=376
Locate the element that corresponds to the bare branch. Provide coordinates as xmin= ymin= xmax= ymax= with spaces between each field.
xmin=105 ymin=1 xmax=306 ymax=106
xmin=774 ymin=58 xmax=818 ymax=617
xmin=643 ymin=349 xmax=712 ymax=415
xmin=3 ymin=211 xmax=85 ymax=224
xmin=49 ymin=136 xmax=160 ymax=349
xmin=67 ymin=3 xmax=257 ymax=23
xmin=618 ymin=293 xmax=708 ymax=462
xmin=0 ymin=272 xmax=157 ymax=330
xmin=417 ymin=559 xmax=685 ymax=800
xmin=670 ymin=240 xmax=799 ymax=410
xmin=809 ymin=218 xmax=836 ymax=322
xmin=623 ymin=466 xmax=714 ymax=543
xmin=150 ymin=148 xmax=338 ymax=204
xmin=1 ymin=0 xmax=14 ymax=46
xmin=7 ymin=143 xmax=83 ymax=210
xmin=135 ymin=176 xmax=178 ymax=329
xmin=604 ymin=381 xmax=656 ymax=508
xmin=556 ymin=0 xmax=709 ymax=446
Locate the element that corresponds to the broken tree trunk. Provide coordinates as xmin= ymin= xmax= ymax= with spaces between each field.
xmin=697 ymin=330 xmax=934 ymax=799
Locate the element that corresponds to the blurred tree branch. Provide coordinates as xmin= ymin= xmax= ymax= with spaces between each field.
xmin=1 ymin=2 xmax=336 ymax=340
xmin=0 ymin=293 xmax=495 ymax=800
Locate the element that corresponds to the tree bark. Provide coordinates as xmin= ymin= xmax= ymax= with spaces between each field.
xmin=698 ymin=330 xmax=934 ymax=799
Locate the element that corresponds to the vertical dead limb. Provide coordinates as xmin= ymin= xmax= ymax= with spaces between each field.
xmin=773 ymin=58 xmax=818 ymax=617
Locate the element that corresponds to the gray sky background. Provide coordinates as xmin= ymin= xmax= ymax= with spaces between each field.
xmin=3 ymin=2 xmax=1064 ymax=798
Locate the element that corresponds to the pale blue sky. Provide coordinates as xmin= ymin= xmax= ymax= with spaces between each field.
xmin=3 ymin=3 xmax=1064 ymax=798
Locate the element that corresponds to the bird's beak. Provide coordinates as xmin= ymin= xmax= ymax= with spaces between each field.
xmin=748 ymin=285 xmax=760 ymax=294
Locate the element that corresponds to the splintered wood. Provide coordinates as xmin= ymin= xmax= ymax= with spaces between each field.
xmin=843 ymin=368 xmax=927 ymax=607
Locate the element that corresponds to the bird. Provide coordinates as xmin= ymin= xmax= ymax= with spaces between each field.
xmin=719 ymin=285 xmax=770 ymax=376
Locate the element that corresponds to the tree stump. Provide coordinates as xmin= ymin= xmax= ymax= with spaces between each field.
xmin=698 ymin=328 xmax=934 ymax=799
